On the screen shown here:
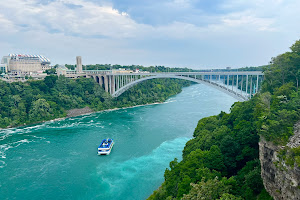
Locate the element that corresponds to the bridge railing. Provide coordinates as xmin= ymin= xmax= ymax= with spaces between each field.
xmin=83 ymin=70 xmax=263 ymax=76
xmin=83 ymin=70 xmax=112 ymax=74
xmin=81 ymin=70 xmax=263 ymax=101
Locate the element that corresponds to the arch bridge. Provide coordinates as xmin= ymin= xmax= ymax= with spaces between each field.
xmin=85 ymin=71 xmax=263 ymax=101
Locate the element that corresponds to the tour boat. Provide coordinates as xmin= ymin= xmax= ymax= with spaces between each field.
xmin=98 ymin=138 xmax=114 ymax=155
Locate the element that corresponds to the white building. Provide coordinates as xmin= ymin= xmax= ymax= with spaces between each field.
xmin=1 ymin=54 xmax=51 ymax=73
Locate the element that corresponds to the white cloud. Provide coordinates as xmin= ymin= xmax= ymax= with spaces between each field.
xmin=0 ymin=0 xmax=140 ymax=38
xmin=0 ymin=14 xmax=18 ymax=33
xmin=221 ymin=12 xmax=276 ymax=31
xmin=0 ymin=0 xmax=299 ymax=68
xmin=0 ymin=0 xmax=289 ymax=39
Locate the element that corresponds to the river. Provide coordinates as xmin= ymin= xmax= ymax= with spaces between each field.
xmin=0 ymin=84 xmax=236 ymax=200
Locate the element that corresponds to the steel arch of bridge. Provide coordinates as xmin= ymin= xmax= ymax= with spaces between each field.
xmin=87 ymin=71 xmax=264 ymax=102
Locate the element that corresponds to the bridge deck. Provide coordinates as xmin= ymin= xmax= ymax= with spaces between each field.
xmin=57 ymin=69 xmax=264 ymax=101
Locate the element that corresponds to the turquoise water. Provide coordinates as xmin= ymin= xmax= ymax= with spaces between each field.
xmin=0 ymin=84 xmax=236 ymax=200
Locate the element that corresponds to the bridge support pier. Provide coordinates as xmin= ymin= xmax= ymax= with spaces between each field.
xmin=227 ymin=75 xmax=229 ymax=90
xmin=236 ymin=75 xmax=239 ymax=94
xmin=116 ymin=76 xmax=119 ymax=90
xmin=92 ymin=75 xmax=97 ymax=83
xmin=256 ymin=75 xmax=259 ymax=93
xmin=246 ymin=75 xmax=248 ymax=95
xmin=241 ymin=75 xmax=244 ymax=96
xmin=109 ymin=75 xmax=112 ymax=94
xmin=99 ymin=75 xmax=103 ymax=87
xmin=104 ymin=75 xmax=109 ymax=93
xmin=250 ymin=76 xmax=253 ymax=98
xmin=111 ymin=75 xmax=115 ymax=94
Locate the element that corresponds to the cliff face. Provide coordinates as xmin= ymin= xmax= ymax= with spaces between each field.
xmin=259 ymin=122 xmax=300 ymax=200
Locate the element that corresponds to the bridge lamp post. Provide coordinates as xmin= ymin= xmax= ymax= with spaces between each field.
xmin=227 ymin=75 xmax=229 ymax=90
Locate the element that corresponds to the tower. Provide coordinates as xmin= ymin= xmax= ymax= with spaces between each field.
xmin=76 ymin=56 xmax=82 ymax=73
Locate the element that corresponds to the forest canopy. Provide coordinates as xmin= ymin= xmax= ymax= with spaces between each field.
xmin=0 ymin=76 xmax=191 ymax=128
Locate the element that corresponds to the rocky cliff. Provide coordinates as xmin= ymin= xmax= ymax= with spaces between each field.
xmin=259 ymin=122 xmax=300 ymax=200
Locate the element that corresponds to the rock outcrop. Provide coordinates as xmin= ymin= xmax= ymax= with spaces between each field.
xmin=66 ymin=106 xmax=93 ymax=118
xmin=259 ymin=122 xmax=300 ymax=200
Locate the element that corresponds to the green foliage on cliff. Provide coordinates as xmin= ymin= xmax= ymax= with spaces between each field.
xmin=256 ymin=40 xmax=300 ymax=167
xmin=256 ymin=40 xmax=300 ymax=144
xmin=0 ymin=76 xmax=190 ymax=128
xmin=149 ymin=40 xmax=300 ymax=199
xmin=148 ymin=98 xmax=265 ymax=200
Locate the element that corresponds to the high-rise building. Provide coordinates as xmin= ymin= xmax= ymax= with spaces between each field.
xmin=76 ymin=56 xmax=82 ymax=73
xmin=1 ymin=54 xmax=51 ymax=73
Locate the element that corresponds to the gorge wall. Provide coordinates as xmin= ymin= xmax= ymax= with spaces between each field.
xmin=259 ymin=122 xmax=300 ymax=200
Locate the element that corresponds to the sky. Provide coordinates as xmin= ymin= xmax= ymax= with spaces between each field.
xmin=0 ymin=0 xmax=299 ymax=69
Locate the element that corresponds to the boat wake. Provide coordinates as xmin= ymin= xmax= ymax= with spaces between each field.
xmin=96 ymin=137 xmax=190 ymax=198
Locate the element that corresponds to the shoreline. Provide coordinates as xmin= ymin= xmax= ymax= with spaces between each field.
xmin=0 ymin=102 xmax=165 ymax=131
xmin=64 ymin=101 xmax=164 ymax=119
xmin=0 ymin=79 xmax=189 ymax=131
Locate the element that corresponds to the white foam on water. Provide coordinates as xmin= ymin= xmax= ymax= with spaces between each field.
xmin=31 ymin=135 xmax=46 ymax=140
xmin=76 ymin=115 xmax=91 ymax=120
xmin=164 ymin=98 xmax=177 ymax=104
xmin=45 ymin=122 xmax=82 ymax=129
xmin=0 ymin=128 xmax=25 ymax=141
xmin=163 ymin=100 xmax=176 ymax=104
xmin=85 ymin=123 xmax=104 ymax=128
xmin=0 ymin=144 xmax=12 ymax=159
xmin=0 ymin=123 xmax=50 ymax=142
xmin=0 ymin=139 xmax=33 ymax=162
xmin=0 ymin=160 xmax=6 ymax=168
xmin=45 ymin=120 xmax=105 ymax=129
xmin=13 ymin=139 xmax=31 ymax=148
xmin=24 ymin=124 xmax=45 ymax=130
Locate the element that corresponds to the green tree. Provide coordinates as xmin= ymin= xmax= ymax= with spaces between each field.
xmin=44 ymin=75 xmax=58 ymax=88
xmin=182 ymin=177 xmax=233 ymax=200
xmin=29 ymin=99 xmax=51 ymax=122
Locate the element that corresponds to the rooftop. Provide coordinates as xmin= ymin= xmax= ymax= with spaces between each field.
xmin=8 ymin=54 xmax=50 ymax=63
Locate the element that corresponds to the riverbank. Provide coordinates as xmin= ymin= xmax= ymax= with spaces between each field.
xmin=65 ymin=102 xmax=164 ymax=119
xmin=67 ymin=107 xmax=93 ymax=118
xmin=0 ymin=102 xmax=165 ymax=131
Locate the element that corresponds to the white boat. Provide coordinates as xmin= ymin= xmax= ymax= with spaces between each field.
xmin=98 ymin=138 xmax=114 ymax=155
